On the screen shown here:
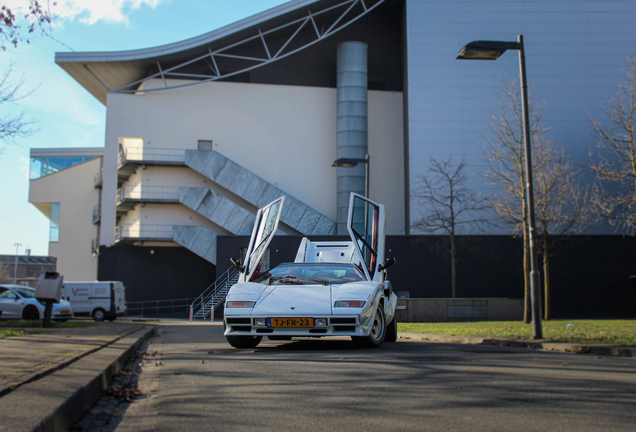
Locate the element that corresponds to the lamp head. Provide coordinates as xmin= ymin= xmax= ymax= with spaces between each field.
xmin=456 ymin=40 xmax=520 ymax=60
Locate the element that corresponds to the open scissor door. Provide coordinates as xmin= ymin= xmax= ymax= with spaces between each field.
xmin=239 ymin=196 xmax=285 ymax=283
xmin=346 ymin=193 xmax=385 ymax=282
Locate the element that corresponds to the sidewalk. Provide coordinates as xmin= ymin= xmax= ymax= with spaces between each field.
xmin=0 ymin=321 xmax=155 ymax=432
xmin=399 ymin=332 xmax=636 ymax=358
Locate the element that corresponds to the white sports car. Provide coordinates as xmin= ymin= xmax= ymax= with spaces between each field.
xmin=224 ymin=193 xmax=397 ymax=349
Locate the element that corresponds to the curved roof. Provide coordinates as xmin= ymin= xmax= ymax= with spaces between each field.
xmin=55 ymin=0 xmax=385 ymax=105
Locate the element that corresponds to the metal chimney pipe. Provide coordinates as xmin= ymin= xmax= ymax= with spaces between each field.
xmin=336 ymin=41 xmax=368 ymax=234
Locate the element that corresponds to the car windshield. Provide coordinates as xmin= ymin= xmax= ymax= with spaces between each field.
xmin=252 ymin=263 xmax=366 ymax=286
xmin=14 ymin=287 xmax=36 ymax=298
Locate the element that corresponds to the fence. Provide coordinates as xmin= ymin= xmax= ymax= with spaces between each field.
xmin=115 ymin=224 xmax=175 ymax=241
xmin=127 ymin=297 xmax=197 ymax=318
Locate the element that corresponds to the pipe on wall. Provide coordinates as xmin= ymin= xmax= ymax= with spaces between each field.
xmin=336 ymin=41 xmax=368 ymax=234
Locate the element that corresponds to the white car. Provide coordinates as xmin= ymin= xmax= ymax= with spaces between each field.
xmin=0 ymin=285 xmax=75 ymax=321
xmin=224 ymin=193 xmax=398 ymax=349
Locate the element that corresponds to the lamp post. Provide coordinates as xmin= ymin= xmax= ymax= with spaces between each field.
xmin=13 ymin=243 xmax=21 ymax=285
xmin=457 ymin=35 xmax=543 ymax=339
xmin=332 ymin=154 xmax=370 ymax=198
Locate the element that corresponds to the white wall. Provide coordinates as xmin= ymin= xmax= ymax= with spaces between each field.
xmin=102 ymin=80 xmax=405 ymax=245
xmin=29 ymin=158 xmax=100 ymax=280
xmin=406 ymin=0 xmax=636 ymax=234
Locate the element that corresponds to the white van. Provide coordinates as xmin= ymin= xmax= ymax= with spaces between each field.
xmin=62 ymin=281 xmax=127 ymax=321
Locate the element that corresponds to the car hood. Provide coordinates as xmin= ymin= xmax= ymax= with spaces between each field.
xmin=227 ymin=281 xmax=376 ymax=316
xmin=253 ymin=285 xmax=332 ymax=315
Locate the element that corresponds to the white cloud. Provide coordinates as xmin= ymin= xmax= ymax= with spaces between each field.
xmin=1 ymin=0 xmax=164 ymax=26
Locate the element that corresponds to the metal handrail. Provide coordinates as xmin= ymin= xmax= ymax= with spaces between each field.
xmin=115 ymin=224 xmax=175 ymax=241
xmin=117 ymin=185 xmax=181 ymax=202
xmin=92 ymin=203 xmax=101 ymax=224
xmin=127 ymin=297 xmax=197 ymax=317
xmin=120 ymin=147 xmax=186 ymax=164
xmin=191 ymin=267 xmax=240 ymax=320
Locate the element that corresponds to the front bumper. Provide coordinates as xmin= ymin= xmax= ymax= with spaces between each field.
xmin=224 ymin=315 xmax=371 ymax=337
xmin=52 ymin=309 xmax=75 ymax=320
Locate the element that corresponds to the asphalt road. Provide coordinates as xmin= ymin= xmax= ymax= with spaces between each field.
xmin=127 ymin=322 xmax=636 ymax=432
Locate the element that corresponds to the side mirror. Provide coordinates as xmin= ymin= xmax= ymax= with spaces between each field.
xmin=230 ymin=258 xmax=245 ymax=273
xmin=378 ymin=257 xmax=396 ymax=272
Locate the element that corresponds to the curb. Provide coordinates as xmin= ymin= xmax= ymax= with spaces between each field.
xmin=13 ymin=326 xmax=155 ymax=432
xmin=0 ymin=326 xmax=151 ymax=398
xmin=399 ymin=333 xmax=636 ymax=358
xmin=36 ymin=325 xmax=155 ymax=432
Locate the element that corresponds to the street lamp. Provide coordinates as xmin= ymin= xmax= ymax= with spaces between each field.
xmin=332 ymin=154 xmax=370 ymax=198
xmin=13 ymin=243 xmax=21 ymax=285
xmin=457 ymin=35 xmax=543 ymax=339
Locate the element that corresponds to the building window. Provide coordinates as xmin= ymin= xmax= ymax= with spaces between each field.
xmin=198 ymin=140 xmax=213 ymax=151
xmin=50 ymin=203 xmax=60 ymax=242
xmin=30 ymin=157 xmax=97 ymax=180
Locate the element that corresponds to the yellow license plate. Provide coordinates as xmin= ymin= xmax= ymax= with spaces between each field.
xmin=61 ymin=310 xmax=72 ymax=315
xmin=268 ymin=318 xmax=314 ymax=328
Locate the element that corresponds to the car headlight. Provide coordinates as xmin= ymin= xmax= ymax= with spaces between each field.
xmin=226 ymin=301 xmax=256 ymax=308
xmin=334 ymin=301 xmax=366 ymax=308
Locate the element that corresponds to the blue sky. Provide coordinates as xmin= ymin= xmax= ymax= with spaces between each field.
xmin=0 ymin=0 xmax=290 ymax=256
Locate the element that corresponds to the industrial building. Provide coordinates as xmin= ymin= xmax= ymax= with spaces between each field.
xmin=29 ymin=0 xmax=636 ymax=317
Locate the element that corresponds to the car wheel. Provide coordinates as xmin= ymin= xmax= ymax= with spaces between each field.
xmin=92 ymin=308 xmax=106 ymax=322
xmin=352 ymin=305 xmax=386 ymax=348
xmin=22 ymin=306 xmax=40 ymax=321
xmin=385 ymin=314 xmax=398 ymax=342
xmin=226 ymin=335 xmax=263 ymax=348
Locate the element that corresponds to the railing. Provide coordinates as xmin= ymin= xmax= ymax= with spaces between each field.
xmin=127 ymin=298 xmax=197 ymax=318
xmin=117 ymin=185 xmax=181 ymax=203
xmin=115 ymin=224 xmax=174 ymax=241
xmin=119 ymin=147 xmax=186 ymax=166
xmin=94 ymin=169 xmax=103 ymax=188
xmin=92 ymin=203 xmax=101 ymax=224
xmin=90 ymin=237 xmax=100 ymax=253
xmin=191 ymin=267 xmax=240 ymax=320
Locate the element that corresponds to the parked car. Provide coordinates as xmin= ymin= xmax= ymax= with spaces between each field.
xmin=224 ymin=193 xmax=398 ymax=349
xmin=0 ymin=285 xmax=74 ymax=321
xmin=61 ymin=281 xmax=127 ymax=321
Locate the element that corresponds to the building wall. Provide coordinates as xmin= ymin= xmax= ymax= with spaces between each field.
xmin=405 ymin=0 xmax=636 ymax=234
xmin=102 ymin=80 xmax=405 ymax=246
xmin=216 ymin=234 xmax=636 ymax=319
xmin=29 ymin=158 xmax=100 ymax=280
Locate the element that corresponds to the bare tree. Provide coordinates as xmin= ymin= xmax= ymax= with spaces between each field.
xmin=533 ymin=136 xmax=593 ymax=320
xmin=485 ymin=77 xmax=593 ymax=321
xmin=483 ymin=78 xmax=543 ymax=322
xmin=588 ymin=53 xmax=636 ymax=234
xmin=0 ymin=1 xmax=52 ymax=51
xmin=411 ymin=156 xmax=491 ymax=298
xmin=0 ymin=63 xmax=37 ymax=147
xmin=0 ymin=263 xmax=13 ymax=283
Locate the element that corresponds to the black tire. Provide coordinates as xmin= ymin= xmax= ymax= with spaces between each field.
xmin=226 ymin=335 xmax=263 ymax=348
xmin=351 ymin=305 xmax=386 ymax=348
xmin=385 ymin=314 xmax=398 ymax=342
xmin=267 ymin=336 xmax=292 ymax=341
xmin=92 ymin=308 xmax=106 ymax=322
xmin=22 ymin=306 xmax=40 ymax=321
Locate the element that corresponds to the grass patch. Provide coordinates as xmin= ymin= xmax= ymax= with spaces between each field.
xmin=0 ymin=328 xmax=46 ymax=338
xmin=0 ymin=320 xmax=96 ymax=329
xmin=398 ymin=320 xmax=636 ymax=346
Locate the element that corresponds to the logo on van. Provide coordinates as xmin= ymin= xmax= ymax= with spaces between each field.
xmin=72 ymin=288 xmax=89 ymax=296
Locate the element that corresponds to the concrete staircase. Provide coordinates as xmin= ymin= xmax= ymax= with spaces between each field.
xmin=185 ymin=150 xmax=336 ymax=235
xmin=173 ymin=225 xmax=218 ymax=264
xmin=179 ymin=187 xmax=255 ymax=235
